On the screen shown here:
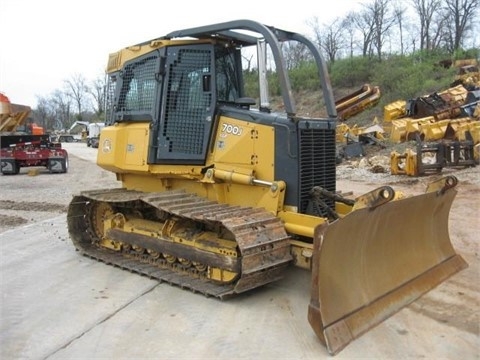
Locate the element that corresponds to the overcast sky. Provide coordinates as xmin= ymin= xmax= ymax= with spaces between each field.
xmin=0 ymin=0 xmax=365 ymax=107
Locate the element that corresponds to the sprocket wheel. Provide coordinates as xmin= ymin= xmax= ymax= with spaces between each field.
xmin=88 ymin=201 xmax=115 ymax=241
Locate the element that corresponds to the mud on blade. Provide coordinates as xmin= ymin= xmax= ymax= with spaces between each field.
xmin=308 ymin=176 xmax=468 ymax=355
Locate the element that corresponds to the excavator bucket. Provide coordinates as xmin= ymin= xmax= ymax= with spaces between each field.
xmin=308 ymin=176 xmax=468 ymax=355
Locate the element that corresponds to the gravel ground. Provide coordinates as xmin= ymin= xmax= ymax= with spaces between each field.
xmin=0 ymin=143 xmax=118 ymax=232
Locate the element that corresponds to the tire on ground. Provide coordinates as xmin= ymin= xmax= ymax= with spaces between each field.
xmin=48 ymin=156 xmax=68 ymax=173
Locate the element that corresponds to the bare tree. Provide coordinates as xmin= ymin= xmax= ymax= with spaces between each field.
xmin=241 ymin=53 xmax=254 ymax=72
xmin=50 ymin=90 xmax=72 ymax=130
xmin=393 ymin=1 xmax=408 ymax=55
xmin=367 ymin=0 xmax=396 ymax=60
xmin=351 ymin=8 xmax=376 ymax=57
xmin=64 ymin=73 xmax=90 ymax=121
xmin=342 ymin=13 xmax=358 ymax=58
xmin=429 ymin=10 xmax=450 ymax=50
xmin=88 ymin=76 xmax=106 ymax=119
xmin=33 ymin=96 xmax=54 ymax=131
xmin=281 ymin=41 xmax=310 ymax=69
xmin=411 ymin=0 xmax=443 ymax=51
xmin=33 ymin=92 xmax=73 ymax=131
xmin=443 ymin=0 xmax=480 ymax=51
xmin=308 ymin=17 xmax=345 ymax=63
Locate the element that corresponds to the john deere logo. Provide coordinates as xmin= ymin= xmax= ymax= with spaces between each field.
xmin=102 ymin=139 xmax=112 ymax=153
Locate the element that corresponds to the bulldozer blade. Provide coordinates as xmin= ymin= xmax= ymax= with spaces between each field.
xmin=308 ymin=181 xmax=468 ymax=355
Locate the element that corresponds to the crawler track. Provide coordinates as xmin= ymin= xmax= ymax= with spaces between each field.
xmin=67 ymin=188 xmax=292 ymax=299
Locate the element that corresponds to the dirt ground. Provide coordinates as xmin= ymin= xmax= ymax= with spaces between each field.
xmin=0 ymin=145 xmax=118 ymax=232
xmin=0 ymin=142 xmax=479 ymax=357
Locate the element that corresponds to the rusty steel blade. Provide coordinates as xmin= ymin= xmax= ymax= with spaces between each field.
xmin=308 ymin=186 xmax=468 ymax=355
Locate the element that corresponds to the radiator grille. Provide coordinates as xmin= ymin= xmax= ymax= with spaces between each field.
xmin=298 ymin=127 xmax=336 ymax=215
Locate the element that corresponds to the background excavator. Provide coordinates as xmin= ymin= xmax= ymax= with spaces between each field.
xmin=67 ymin=20 xmax=468 ymax=355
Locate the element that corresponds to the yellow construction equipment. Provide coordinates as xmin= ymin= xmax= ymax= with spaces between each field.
xmin=390 ymin=116 xmax=476 ymax=143
xmin=0 ymin=93 xmax=31 ymax=133
xmin=453 ymin=63 xmax=480 ymax=89
xmin=391 ymin=134 xmax=477 ymax=176
xmin=451 ymin=118 xmax=480 ymax=143
xmin=335 ymin=84 xmax=381 ymax=121
xmin=383 ymin=99 xmax=407 ymax=122
xmin=67 ymin=20 xmax=468 ymax=355
xmin=336 ymin=122 xmax=385 ymax=144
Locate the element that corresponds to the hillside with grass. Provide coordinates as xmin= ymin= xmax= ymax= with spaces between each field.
xmin=245 ymin=50 xmax=478 ymax=127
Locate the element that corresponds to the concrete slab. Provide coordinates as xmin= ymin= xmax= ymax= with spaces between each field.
xmin=1 ymin=215 xmax=478 ymax=359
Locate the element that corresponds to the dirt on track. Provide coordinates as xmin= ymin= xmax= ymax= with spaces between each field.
xmin=0 ymin=142 xmax=479 ymax=353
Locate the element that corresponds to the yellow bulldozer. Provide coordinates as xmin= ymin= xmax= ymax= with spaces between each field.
xmin=67 ymin=20 xmax=467 ymax=355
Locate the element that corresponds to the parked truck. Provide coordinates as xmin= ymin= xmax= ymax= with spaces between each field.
xmin=67 ymin=121 xmax=105 ymax=147
xmin=0 ymin=93 xmax=69 ymax=175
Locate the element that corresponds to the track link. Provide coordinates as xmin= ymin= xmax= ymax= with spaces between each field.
xmin=67 ymin=188 xmax=292 ymax=299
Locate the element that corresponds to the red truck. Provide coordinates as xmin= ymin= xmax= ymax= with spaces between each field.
xmin=0 ymin=93 xmax=68 ymax=175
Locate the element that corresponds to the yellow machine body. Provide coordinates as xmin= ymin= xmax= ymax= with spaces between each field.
xmin=67 ymin=20 xmax=467 ymax=356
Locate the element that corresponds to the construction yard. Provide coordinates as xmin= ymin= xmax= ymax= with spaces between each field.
xmin=0 ymin=142 xmax=479 ymax=359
